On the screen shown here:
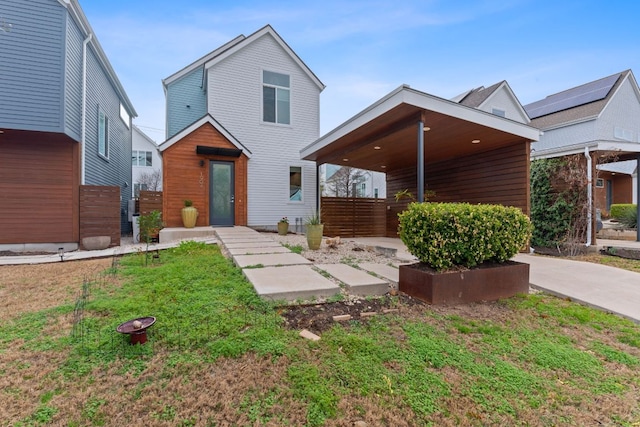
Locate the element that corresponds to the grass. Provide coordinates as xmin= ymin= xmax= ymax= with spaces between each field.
xmin=575 ymin=253 xmax=640 ymax=273
xmin=1 ymin=241 xmax=640 ymax=425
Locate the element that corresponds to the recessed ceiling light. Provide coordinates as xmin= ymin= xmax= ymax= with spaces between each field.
xmin=374 ymin=146 xmax=381 ymax=150
xmin=381 ymin=165 xmax=386 ymax=169
xmin=343 ymin=158 xmax=349 ymax=162
xmin=423 ymin=127 xmax=431 ymax=132
xmin=472 ymin=139 xmax=480 ymax=144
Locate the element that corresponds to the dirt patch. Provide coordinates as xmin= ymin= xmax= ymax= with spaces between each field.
xmin=0 ymin=258 xmax=115 ymax=321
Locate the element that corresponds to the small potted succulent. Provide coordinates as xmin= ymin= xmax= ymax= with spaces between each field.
xmin=277 ymin=216 xmax=289 ymax=235
xmin=181 ymin=199 xmax=198 ymax=228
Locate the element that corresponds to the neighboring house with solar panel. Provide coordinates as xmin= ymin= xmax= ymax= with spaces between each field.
xmin=524 ymin=70 xmax=640 ymax=216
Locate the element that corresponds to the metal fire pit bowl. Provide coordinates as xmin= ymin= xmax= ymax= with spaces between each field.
xmin=116 ymin=316 xmax=156 ymax=345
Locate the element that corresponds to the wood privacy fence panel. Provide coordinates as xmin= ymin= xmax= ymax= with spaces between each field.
xmin=321 ymin=197 xmax=386 ymax=237
xmin=79 ymin=185 xmax=120 ymax=248
xmin=139 ymin=190 xmax=163 ymax=216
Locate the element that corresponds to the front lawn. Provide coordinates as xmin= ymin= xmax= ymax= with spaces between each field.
xmin=1 ymin=241 xmax=639 ymax=426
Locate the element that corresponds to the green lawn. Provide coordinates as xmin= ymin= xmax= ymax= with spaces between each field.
xmin=1 ymin=241 xmax=639 ymax=426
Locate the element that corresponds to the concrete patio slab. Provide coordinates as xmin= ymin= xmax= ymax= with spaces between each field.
xmin=359 ymin=263 xmax=399 ymax=283
xmin=316 ymin=263 xmax=389 ymax=296
xmin=233 ymin=253 xmax=312 ymax=268
xmin=227 ymin=246 xmax=291 ymax=255
xmin=243 ymin=265 xmax=341 ymax=301
xmin=224 ymin=241 xmax=283 ymax=249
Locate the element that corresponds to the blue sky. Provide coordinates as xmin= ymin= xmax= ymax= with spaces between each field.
xmin=80 ymin=0 xmax=640 ymax=142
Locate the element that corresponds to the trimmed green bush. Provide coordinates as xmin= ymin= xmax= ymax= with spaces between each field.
xmin=610 ymin=204 xmax=637 ymax=220
xmin=398 ymin=202 xmax=532 ymax=271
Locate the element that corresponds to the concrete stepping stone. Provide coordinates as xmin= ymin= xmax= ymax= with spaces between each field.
xmin=227 ymin=246 xmax=291 ymax=255
xmin=316 ymin=263 xmax=388 ymax=296
xmin=359 ymin=263 xmax=399 ymax=283
xmin=243 ymin=265 xmax=340 ymax=301
xmin=224 ymin=241 xmax=283 ymax=249
xmin=234 ymin=253 xmax=311 ymax=268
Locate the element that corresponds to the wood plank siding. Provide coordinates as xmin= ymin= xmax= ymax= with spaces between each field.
xmin=0 ymin=132 xmax=79 ymax=244
xmin=139 ymin=191 xmax=163 ymax=216
xmin=79 ymin=185 xmax=120 ymax=248
xmin=162 ymin=123 xmax=248 ymax=227
xmin=386 ymin=142 xmax=530 ymax=237
xmin=321 ymin=197 xmax=386 ymax=237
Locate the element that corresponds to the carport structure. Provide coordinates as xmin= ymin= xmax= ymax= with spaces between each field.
xmin=301 ymin=85 xmax=540 ymax=237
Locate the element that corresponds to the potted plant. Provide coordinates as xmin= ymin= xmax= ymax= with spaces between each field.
xmin=398 ymin=202 xmax=532 ymax=305
xmin=277 ymin=217 xmax=289 ymax=235
xmin=181 ymin=199 xmax=198 ymax=228
xmin=305 ymin=210 xmax=323 ymax=250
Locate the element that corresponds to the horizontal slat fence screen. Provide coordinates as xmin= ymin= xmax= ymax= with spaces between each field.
xmin=139 ymin=191 xmax=163 ymax=216
xmin=79 ymin=186 xmax=120 ymax=248
xmin=321 ymin=197 xmax=386 ymax=237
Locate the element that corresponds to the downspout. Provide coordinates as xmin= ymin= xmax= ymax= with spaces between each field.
xmin=80 ymin=33 xmax=92 ymax=185
xmin=584 ymin=147 xmax=592 ymax=247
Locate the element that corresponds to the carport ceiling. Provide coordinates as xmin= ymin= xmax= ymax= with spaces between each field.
xmin=301 ymin=85 xmax=540 ymax=173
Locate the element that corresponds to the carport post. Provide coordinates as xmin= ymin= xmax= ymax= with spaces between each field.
xmin=417 ymin=120 xmax=425 ymax=203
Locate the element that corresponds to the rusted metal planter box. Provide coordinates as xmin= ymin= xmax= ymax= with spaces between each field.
xmin=399 ymin=261 xmax=530 ymax=305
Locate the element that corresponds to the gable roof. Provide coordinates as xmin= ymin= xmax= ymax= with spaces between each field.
xmin=157 ymin=114 xmax=252 ymax=158
xmin=203 ymin=25 xmax=325 ymax=91
xmin=457 ymin=81 xmax=504 ymax=108
xmin=597 ymin=159 xmax=638 ymax=175
xmin=162 ymin=25 xmax=325 ymax=92
xmin=525 ymin=70 xmax=635 ymax=130
xmin=454 ymin=81 xmax=530 ymax=124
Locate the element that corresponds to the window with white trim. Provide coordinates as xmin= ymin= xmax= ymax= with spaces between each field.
xmin=98 ymin=109 xmax=109 ymax=158
xmin=596 ymin=178 xmax=604 ymax=188
xmin=263 ymin=70 xmax=290 ymax=125
xmin=491 ymin=107 xmax=506 ymax=117
xmin=132 ymin=150 xmax=152 ymax=167
xmin=134 ymin=183 xmax=148 ymax=197
xmin=289 ymin=166 xmax=302 ymax=202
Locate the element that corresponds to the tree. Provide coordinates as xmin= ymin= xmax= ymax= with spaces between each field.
xmin=324 ymin=166 xmax=368 ymax=197
xmin=136 ymin=169 xmax=162 ymax=195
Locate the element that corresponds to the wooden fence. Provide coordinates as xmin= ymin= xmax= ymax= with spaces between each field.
xmin=321 ymin=197 xmax=386 ymax=237
xmin=79 ymin=185 xmax=120 ymax=248
xmin=139 ymin=190 xmax=163 ymax=216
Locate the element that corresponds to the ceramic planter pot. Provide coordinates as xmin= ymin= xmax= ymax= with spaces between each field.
xmin=306 ymin=224 xmax=324 ymax=250
xmin=181 ymin=206 xmax=198 ymax=228
xmin=277 ymin=221 xmax=289 ymax=235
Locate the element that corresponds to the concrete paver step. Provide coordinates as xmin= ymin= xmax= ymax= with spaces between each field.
xmin=359 ymin=263 xmax=399 ymax=283
xmin=224 ymin=242 xmax=283 ymax=249
xmin=315 ymin=263 xmax=389 ymax=296
xmin=227 ymin=246 xmax=291 ymax=255
xmin=243 ymin=265 xmax=341 ymax=302
xmin=233 ymin=252 xmax=311 ymax=268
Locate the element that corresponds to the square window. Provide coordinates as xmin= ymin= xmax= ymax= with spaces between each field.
xmin=289 ymin=166 xmax=302 ymax=202
xmin=596 ymin=178 xmax=604 ymax=188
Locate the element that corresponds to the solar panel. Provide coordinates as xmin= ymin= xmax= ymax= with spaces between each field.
xmin=525 ymin=73 xmax=619 ymax=119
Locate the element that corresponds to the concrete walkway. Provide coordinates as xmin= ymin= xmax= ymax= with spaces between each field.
xmin=213 ymin=227 xmax=393 ymax=301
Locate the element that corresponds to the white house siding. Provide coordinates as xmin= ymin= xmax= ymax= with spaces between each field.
xmin=481 ymin=89 xmax=529 ymax=124
xmin=166 ymin=68 xmax=207 ymax=139
xmin=533 ymin=120 xmax=597 ymax=154
xmin=206 ymin=33 xmax=320 ymax=228
xmin=597 ymin=78 xmax=640 ymax=145
xmin=132 ymin=126 xmax=162 ymax=196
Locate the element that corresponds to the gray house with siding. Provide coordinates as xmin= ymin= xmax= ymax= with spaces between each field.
xmin=0 ymin=0 xmax=137 ymax=251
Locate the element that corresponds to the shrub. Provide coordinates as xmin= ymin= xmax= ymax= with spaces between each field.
xmin=619 ymin=208 xmax=638 ymax=229
xmin=610 ymin=204 xmax=637 ymax=221
xmin=398 ymin=202 xmax=532 ymax=271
